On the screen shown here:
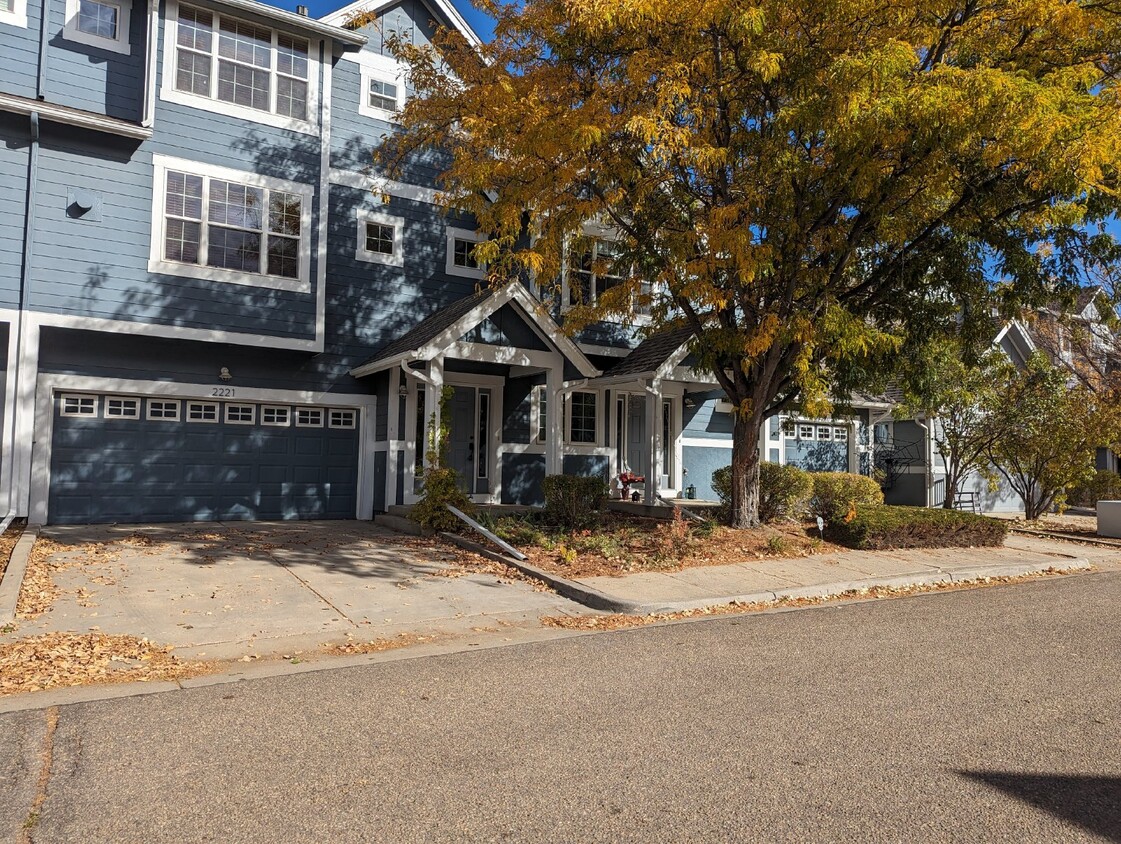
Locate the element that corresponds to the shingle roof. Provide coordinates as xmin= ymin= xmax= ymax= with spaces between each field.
xmin=602 ymin=326 xmax=695 ymax=379
xmin=355 ymin=288 xmax=494 ymax=370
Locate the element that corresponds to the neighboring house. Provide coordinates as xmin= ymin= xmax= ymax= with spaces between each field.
xmin=0 ymin=0 xmax=1109 ymax=526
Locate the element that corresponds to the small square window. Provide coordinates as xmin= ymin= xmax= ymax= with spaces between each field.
xmin=262 ymin=406 xmax=290 ymax=426
xmin=446 ymin=227 xmax=486 ymax=278
xmin=817 ymin=425 xmax=832 ymax=441
xmin=187 ymin=401 xmax=219 ymax=422
xmin=798 ymin=424 xmax=815 ymax=440
xmin=782 ymin=420 xmax=796 ymax=438
xmin=78 ymin=0 xmax=118 ymax=38
xmin=365 ymin=222 xmax=394 ymax=255
xmin=368 ymin=77 xmax=398 ymax=112
xmin=452 ymin=238 xmax=478 ymax=269
xmin=61 ymin=394 xmax=98 ymax=416
xmin=63 ymin=0 xmax=130 ymax=54
xmin=355 ymin=212 xmax=403 ymax=266
xmin=105 ymin=397 xmax=140 ymax=419
xmin=147 ymin=399 xmax=181 ymax=421
xmin=834 ymin=426 xmax=848 ymax=442
xmin=328 ymin=409 xmax=356 ymax=429
xmin=295 ymin=407 xmax=323 ymax=427
xmin=226 ymin=404 xmax=256 ymax=424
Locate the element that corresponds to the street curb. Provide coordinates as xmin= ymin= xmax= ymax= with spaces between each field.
xmin=1009 ymin=527 xmax=1121 ymax=548
xmin=438 ymin=532 xmax=646 ymax=614
xmin=0 ymin=524 xmax=40 ymax=625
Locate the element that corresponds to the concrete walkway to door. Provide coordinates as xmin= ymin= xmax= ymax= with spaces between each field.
xmin=4 ymin=521 xmax=578 ymax=660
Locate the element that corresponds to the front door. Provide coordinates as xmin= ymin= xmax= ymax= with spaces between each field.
xmin=447 ymin=386 xmax=475 ymax=494
xmin=626 ymin=394 xmax=647 ymax=476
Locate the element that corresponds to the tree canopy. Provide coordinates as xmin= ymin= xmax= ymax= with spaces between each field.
xmin=378 ymin=0 xmax=1121 ymax=527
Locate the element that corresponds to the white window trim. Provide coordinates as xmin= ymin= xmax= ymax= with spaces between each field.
xmin=146 ymin=399 xmax=181 ymax=421
xmin=357 ymin=55 xmax=407 ymax=122
xmin=833 ymin=426 xmax=849 ymax=441
xmin=816 ymin=425 xmax=832 ymax=441
xmin=797 ymin=424 xmax=815 ymax=441
xmin=1 ymin=0 xmax=29 ymax=28
xmin=445 ymin=226 xmax=486 ymax=280
xmin=149 ymin=154 xmax=313 ymax=293
xmin=63 ymin=0 xmax=131 ymax=54
xmin=565 ymin=391 xmax=598 ymax=445
xmin=295 ymin=407 xmax=324 ymax=427
xmin=159 ymin=0 xmax=319 ymax=135
xmin=261 ymin=405 xmax=291 ymax=426
xmin=186 ymin=400 xmax=219 ymax=423
xmin=225 ymin=403 xmax=256 ymax=425
xmin=104 ymin=396 xmax=141 ymax=419
xmin=560 ymin=227 xmax=653 ymax=325
xmin=60 ymin=393 xmax=99 ymax=417
xmin=355 ymin=210 xmax=404 ymax=267
xmin=328 ymin=408 xmax=356 ymax=429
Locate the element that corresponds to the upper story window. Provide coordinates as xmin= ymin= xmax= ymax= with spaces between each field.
xmin=355 ymin=210 xmax=404 ymax=267
xmin=564 ymin=236 xmax=652 ymax=318
xmin=63 ymin=0 xmax=131 ymax=54
xmin=352 ymin=52 xmax=408 ymax=122
xmin=150 ymin=155 xmax=312 ymax=293
xmin=162 ymin=1 xmax=316 ymax=133
xmin=0 ymin=0 xmax=29 ymax=28
xmin=445 ymin=226 xmax=486 ymax=280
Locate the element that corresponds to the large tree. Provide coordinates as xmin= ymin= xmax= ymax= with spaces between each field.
xmin=375 ymin=0 xmax=1121 ymax=527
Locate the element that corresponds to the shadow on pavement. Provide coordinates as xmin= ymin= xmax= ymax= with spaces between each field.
xmin=957 ymin=770 xmax=1121 ymax=842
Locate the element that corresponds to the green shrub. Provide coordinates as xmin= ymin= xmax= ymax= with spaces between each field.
xmin=826 ymin=505 xmax=1008 ymax=550
xmin=542 ymin=474 xmax=607 ymax=528
xmin=810 ymin=472 xmax=884 ymax=522
xmin=1069 ymin=469 xmax=1121 ymax=507
xmin=411 ymin=467 xmax=475 ymax=532
xmin=711 ymin=462 xmax=812 ymax=524
xmin=492 ymin=515 xmax=548 ymax=547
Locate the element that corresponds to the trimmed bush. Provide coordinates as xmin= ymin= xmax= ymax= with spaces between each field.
xmin=712 ymin=463 xmax=813 ymax=523
xmin=810 ymin=472 xmax=884 ymax=522
xmin=542 ymin=474 xmax=607 ymax=528
xmin=826 ymin=505 xmax=1008 ymax=550
xmin=411 ymin=467 xmax=475 ymax=533
xmin=1069 ymin=469 xmax=1121 ymax=507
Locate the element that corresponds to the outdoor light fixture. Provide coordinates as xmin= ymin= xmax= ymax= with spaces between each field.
xmin=398 ymin=382 xmax=409 ymax=396
xmin=219 ymin=367 xmax=233 ymax=381
xmin=683 ymin=396 xmax=696 ymax=408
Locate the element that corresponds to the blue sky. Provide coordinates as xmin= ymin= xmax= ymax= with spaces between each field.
xmin=267 ymin=0 xmax=496 ymax=40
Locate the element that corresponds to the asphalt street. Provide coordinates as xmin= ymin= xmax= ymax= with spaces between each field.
xmin=2 ymin=571 xmax=1119 ymax=843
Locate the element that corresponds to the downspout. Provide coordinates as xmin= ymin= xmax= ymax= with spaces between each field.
xmin=1 ymin=112 xmax=40 ymax=532
xmin=914 ymin=413 xmax=932 ymax=508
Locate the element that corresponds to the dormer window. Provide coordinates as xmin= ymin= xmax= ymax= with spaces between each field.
xmin=64 ymin=0 xmax=131 ymax=54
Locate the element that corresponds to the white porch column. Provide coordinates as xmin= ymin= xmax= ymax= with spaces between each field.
xmin=644 ymin=378 xmax=662 ymax=505
xmin=545 ymin=366 xmax=562 ymax=476
xmin=422 ymin=357 xmax=444 ymax=465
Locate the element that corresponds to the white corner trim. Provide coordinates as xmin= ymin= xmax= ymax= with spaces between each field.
xmin=355 ymin=209 xmax=405 ymax=266
xmin=445 ymin=226 xmax=486 ymax=279
xmin=63 ymin=0 xmax=132 ymax=54
xmin=0 ymin=0 xmax=27 ymax=27
xmin=159 ymin=0 xmax=321 ymax=136
xmin=148 ymin=154 xmax=314 ymax=294
xmin=315 ymin=40 xmax=331 ymax=352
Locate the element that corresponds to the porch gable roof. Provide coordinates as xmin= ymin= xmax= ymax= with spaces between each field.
xmin=348 ymin=282 xmax=600 ymax=378
xmin=594 ymin=325 xmax=695 ymax=385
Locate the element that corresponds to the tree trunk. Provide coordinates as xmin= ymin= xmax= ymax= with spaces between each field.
xmin=729 ymin=415 xmax=762 ymax=529
xmin=942 ymin=465 xmax=958 ymax=509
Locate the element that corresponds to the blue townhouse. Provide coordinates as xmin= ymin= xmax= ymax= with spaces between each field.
xmin=0 ymin=0 xmax=1033 ymax=526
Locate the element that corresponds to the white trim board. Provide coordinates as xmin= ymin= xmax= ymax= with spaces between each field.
xmin=0 ymin=0 xmax=28 ymax=27
xmin=328 ymin=168 xmax=440 ymax=205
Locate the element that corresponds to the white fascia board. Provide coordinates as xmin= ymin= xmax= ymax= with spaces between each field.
xmin=0 ymin=92 xmax=152 ymax=139
xmin=215 ymin=0 xmax=367 ymax=44
xmin=320 ymin=0 xmax=481 ymax=48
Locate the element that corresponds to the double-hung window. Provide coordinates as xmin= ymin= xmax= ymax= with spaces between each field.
xmin=167 ymin=2 xmax=312 ymax=130
xmin=63 ymin=0 xmax=131 ymax=53
xmin=152 ymin=155 xmax=312 ymax=291
xmin=566 ymin=392 xmax=597 ymax=444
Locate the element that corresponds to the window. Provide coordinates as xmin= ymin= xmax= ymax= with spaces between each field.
xmin=61 ymin=394 xmax=98 ymax=416
xmin=662 ymin=399 xmax=674 ymax=476
xmin=569 ymin=239 xmax=623 ymax=307
xmin=1 ymin=0 xmax=28 ymax=27
xmin=567 ymin=392 xmax=597 ymax=444
xmin=295 ymin=407 xmax=323 ymax=427
xmin=147 ymin=400 xmax=181 ymax=421
xmin=782 ymin=420 xmax=797 ymax=438
xmin=329 ymin=409 xmax=356 ymax=429
xmin=445 ymin=226 xmax=486 ymax=279
xmin=834 ymin=426 xmax=848 ymax=442
xmin=357 ymin=58 xmax=407 ymax=121
xmin=368 ymin=78 xmax=398 ymax=112
xmin=798 ymin=423 xmax=815 ymax=440
xmin=874 ymin=422 xmax=892 ymax=445
xmin=816 ymin=425 xmax=832 ymax=441
xmin=535 ymin=385 xmax=548 ymax=444
xmin=151 ymin=156 xmax=312 ymax=291
xmin=63 ymin=0 xmax=130 ymax=54
xmin=226 ymin=404 xmax=255 ymax=424
xmin=262 ymin=406 xmax=290 ymax=426
xmin=187 ymin=401 xmax=218 ymax=422
xmin=355 ymin=211 xmax=404 ymax=266
xmin=165 ymin=2 xmax=313 ymax=130
xmin=105 ymin=397 xmax=140 ymax=419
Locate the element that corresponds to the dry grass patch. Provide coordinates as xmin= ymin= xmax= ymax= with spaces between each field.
xmin=322 ymin=631 xmax=440 ymax=656
xmin=541 ymin=567 xmax=1084 ymax=631
xmin=0 ymin=632 xmax=209 ymax=696
xmin=0 ymin=521 xmax=24 ymax=581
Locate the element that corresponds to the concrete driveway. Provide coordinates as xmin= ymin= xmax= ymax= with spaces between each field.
xmin=10 ymin=521 xmax=573 ymax=659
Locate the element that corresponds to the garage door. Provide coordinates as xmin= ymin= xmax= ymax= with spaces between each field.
xmin=48 ymin=394 xmax=362 ymax=525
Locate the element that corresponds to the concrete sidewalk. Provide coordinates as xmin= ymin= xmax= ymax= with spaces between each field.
xmin=565 ymin=534 xmax=1111 ymax=614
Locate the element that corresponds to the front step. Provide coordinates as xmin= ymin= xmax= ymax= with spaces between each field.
xmin=375 ymin=512 xmax=429 ymax=536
